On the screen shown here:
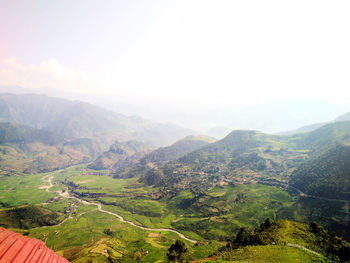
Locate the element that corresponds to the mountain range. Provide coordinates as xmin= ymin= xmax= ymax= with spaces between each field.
xmin=0 ymin=93 xmax=194 ymax=147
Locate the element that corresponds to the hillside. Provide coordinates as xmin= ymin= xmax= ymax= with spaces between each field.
xmin=0 ymin=121 xmax=64 ymax=145
xmin=144 ymin=135 xmax=216 ymax=163
xmin=0 ymin=122 xmax=103 ymax=173
xmin=298 ymin=121 xmax=350 ymax=154
xmin=0 ymin=93 xmax=193 ymax=147
xmin=0 ymin=205 xmax=61 ymax=229
xmin=278 ymin=109 xmax=350 ymax=136
xmin=290 ymin=144 xmax=350 ymax=200
xmin=278 ymin=122 xmax=325 ymax=136
xmin=112 ymin=135 xmax=216 ymax=179
xmin=334 ymin=111 xmax=350 ymax=122
xmin=136 ymin=121 xmax=350 ymax=194
xmin=137 ymin=130 xmax=306 ymax=194
xmin=123 ymin=122 xmax=350 ymax=241
xmin=87 ymin=140 xmax=150 ymax=170
xmin=207 ymin=219 xmax=350 ymax=262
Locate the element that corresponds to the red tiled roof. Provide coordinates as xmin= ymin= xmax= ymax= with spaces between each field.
xmin=0 ymin=227 xmax=70 ymax=263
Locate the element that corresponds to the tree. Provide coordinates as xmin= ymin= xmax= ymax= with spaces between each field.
xmin=167 ymin=240 xmax=187 ymax=262
xmin=103 ymin=228 xmax=113 ymax=235
xmin=309 ymin=221 xmax=321 ymax=234
xmin=234 ymin=228 xmax=251 ymax=246
xmin=262 ymin=217 xmax=271 ymax=230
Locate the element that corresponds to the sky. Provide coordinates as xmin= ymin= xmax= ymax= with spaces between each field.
xmin=1 ymin=0 xmax=350 ymax=132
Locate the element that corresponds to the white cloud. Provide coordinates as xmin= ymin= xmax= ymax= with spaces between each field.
xmin=0 ymin=57 xmax=100 ymax=94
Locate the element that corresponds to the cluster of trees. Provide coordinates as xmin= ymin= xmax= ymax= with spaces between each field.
xmin=1 ymin=205 xmax=60 ymax=229
xmin=167 ymin=240 xmax=188 ymax=262
xmin=103 ymin=228 xmax=113 ymax=235
xmin=290 ymin=144 xmax=350 ymax=200
xmin=309 ymin=222 xmax=350 ymax=262
xmin=224 ymin=218 xmax=273 ymax=249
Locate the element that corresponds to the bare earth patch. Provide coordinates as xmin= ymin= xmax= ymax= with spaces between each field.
xmin=76 ymin=180 xmax=96 ymax=184
xmin=148 ymin=233 xmax=160 ymax=237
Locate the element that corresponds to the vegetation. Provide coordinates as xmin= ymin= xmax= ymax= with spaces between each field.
xmin=2 ymin=93 xmax=350 ymax=262
xmin=212 ymin=219 xmax=350 ymax=262
xmin=290 ymin=144 xmax=350 ymax=200
xmin=113 ymin=135 xmax=215 ymax=179
xmin=0 ymin=205 xmax=61 ymax=229
xmin=88 ymin=140 xmax=149 ymax=170
xmin=167 ymin=240 xmax=188 ymax=262
xmin=214 ymin=245 xmax=326 ymax=263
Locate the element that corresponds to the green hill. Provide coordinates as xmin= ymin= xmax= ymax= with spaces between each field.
xmin=136 ymin=122 xmax=350 ymax=196
xmin=0 ymin=205 xmax=61 ymax=229
xmin=290 ymin=144 xmax=350 ymax=200
xmin=139 ymin=135 xmax=216 ymax=165
xmin=298 ymin=121 xmax=350 ymax=154
xmin=207 ymin=219 xmax=350 ymax=262
xmin=87 ymin=140 xmax=150 ymax=170
xmin=137 ymin=130 xmax=305 ymax=193
xmin=112 ymin=135 xmax=216 ymax=179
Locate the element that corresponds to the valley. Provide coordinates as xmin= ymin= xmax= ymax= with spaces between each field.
xmin=1 ymin=160 xmax=349 ymax=262
xmin=0 ymin=94 xmax=350 ymax=262
xmin=41 ymin=171 xmax=197 ymax=243
xmin=3 ymin=1 xmax=350 ymax=261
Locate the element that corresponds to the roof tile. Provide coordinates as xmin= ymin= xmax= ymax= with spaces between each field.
xmin=0 ymin=227 xmax=71 ymax=263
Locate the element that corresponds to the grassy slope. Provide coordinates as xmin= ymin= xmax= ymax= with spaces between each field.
xmin=0 ymin=205 xmax=60 ymax=229
xmin=213 ymin=245 xmax=326 ymax=263
xmin=203 ymin=219 xmax=350 ymax=262
xmin=290 ymin=144 xmax=350 ymax=200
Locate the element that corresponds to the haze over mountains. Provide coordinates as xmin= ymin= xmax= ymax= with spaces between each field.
xmin=0 ymin=92 xmax=194 ymax=147
xmin=0 ymin=92 xmax=197 ymax=173
xmin=1 ymin=85 xmax=348 ymax=136
xmin=0 ymin=122 xmax=103 ymax=173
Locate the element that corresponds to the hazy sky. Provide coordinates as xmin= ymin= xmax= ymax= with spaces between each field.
xmin=1 ymin=1 xmax=350 ymax=131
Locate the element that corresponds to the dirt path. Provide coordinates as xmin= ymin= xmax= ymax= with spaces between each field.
xmin=40 ymin=173 xmax=197 ymax=243
xmin=287 ymin=243 xmax=322 ymax=257
xmin=40 ymin=174 xmax=54 ymax=192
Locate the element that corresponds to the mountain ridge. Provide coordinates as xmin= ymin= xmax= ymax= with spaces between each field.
xmin=0 ymin=93 xmax=195 ymax=147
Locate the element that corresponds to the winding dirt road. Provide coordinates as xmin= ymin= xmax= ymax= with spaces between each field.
xmin=41 ymin=173 xmax=197 ymax=243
